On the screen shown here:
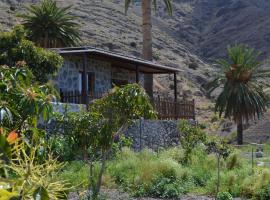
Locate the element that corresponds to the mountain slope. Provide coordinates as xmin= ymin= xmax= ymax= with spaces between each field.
xmin=1 ymin=0 xmax=270 ymax=123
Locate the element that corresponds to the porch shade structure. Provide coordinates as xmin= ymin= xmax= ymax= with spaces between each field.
xmin=52 ymin=46 xmax=182 ymax=102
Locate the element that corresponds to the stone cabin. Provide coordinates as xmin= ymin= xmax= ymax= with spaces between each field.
xmin=52 ymin=46 xmax=195 ymax=120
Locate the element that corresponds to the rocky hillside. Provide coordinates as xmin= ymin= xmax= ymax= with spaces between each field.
xmin=1 ymin=0 xmax=270 ymax=122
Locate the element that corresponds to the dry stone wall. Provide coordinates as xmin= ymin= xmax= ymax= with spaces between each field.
xmin=125 ymin=119 xmax=181 ymax=151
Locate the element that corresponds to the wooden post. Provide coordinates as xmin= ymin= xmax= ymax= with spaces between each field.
xmin=173 ymin=72 xmax=177 ymax=119
xmin=173 ymin=72 xmax=177 ymax=101
xmin=82 ymin=53 xmax=88 ymax=105
xmin=136 ymin=65 xmax=140 ymax=84
xmin=192 ymin=99 xmax=196 ymax=120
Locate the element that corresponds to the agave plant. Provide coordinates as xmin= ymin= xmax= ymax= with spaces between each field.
xmin=207 ymin=44 xmax=270 ymax=144
xmin=20 ymin=0 xmax=80 ymax=48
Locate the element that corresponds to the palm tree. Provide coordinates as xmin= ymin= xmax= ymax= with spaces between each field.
xmin=125 ymin=0 xmax=172 ymax=98
xmin=20 ymin=0 xmax=80 ymax=48
xmin=207 ymin=44 xmax=270 ymax=145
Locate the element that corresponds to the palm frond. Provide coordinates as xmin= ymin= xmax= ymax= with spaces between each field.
xmin=20 ymin=0 xmax=80 ymax=48
xmin=209 ymin=44 xmax=269 ymax=123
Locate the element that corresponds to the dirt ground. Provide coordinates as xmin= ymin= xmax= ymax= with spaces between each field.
xmin=68 ymin=189 xmax=241 ymax=200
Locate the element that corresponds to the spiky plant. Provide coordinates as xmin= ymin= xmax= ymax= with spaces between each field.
xmin=207 ymin=44 xmax=270 ymax=144
xmin=20 ymin=0 xmax=80 ymax=48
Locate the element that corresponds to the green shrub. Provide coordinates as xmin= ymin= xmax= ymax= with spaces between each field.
xmin=178 ymin=120 xmax=206 ymax=164
xmin=256 ymin=183 xmax=270 ymax=200
xmin=226 ymin=153 xmax=243 ymax=170
xmin=217 ymin=191 xmax=233 ymax=200
xmin=147 ymin=176 xmax=184 ymax=198
xmin=0 ymin=26 xmax=63 ymax=83
xmin=241 ymin=169 xmax=270 ymax=199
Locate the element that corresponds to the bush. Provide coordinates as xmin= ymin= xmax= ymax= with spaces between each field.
xmin=241 ymin=169 xmax=270 ymax=199
xmin=107 ymin=148 xmax=185 ymax=198
xmin=178 ymin=120 xmax=206 ymax=164
xmin=217 ymin=191 xmax=233 ymax=200
xmin=256 ymin=183 xmax=270 ymax=200
xmin=0 ymin=26 xmax=63 ymax=83
xmin=147 ymin=176 xmax=184 ymax=198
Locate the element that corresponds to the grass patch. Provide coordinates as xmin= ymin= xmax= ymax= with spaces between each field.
xmin=58 ymin=145 xmax=270 ymax=199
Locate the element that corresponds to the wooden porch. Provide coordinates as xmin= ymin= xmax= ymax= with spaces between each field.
xmin=60 ymin=90 xmax=195 ymax=120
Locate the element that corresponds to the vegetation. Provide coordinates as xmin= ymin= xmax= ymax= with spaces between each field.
xmin=20 ymin=0 xmax=81 ymax=48
xmin=0 ymin=26 xmax=63 ymax=82
xmin=58 ymin=143 xmax=270 ymax=200
xmin=178 ymin=120 xmax=206 ymax=164
xmin=0 ymin=63 xmax=69 ymax=199
xmin=207 ymin=44 xmax=270 ymax=144
xmin=48 ymin=84 xmax=156 ymax=199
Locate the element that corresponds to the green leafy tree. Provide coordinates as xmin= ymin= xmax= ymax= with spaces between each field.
xmin=0 ymin=26 xmax=63 ymax=82
xmin=0 ymin=65 xmax=56 ymax=132
xmin=125 ymin=0 xmax=172 ymax=97
xmin=20 ymin=0 xmax=81 ymax=48
xmin=207 ymin=44 xmax=270 ymax=145
xmin=178 ymin=120 xmax=206 ymax=164
xmin=81 ymin=84 xmax=156 ymax=199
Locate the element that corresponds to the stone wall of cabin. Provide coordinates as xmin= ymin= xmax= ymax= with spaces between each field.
xmin=54 ymin=56 xmax=144 ymax=94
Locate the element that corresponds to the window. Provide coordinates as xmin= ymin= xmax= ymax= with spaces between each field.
xmin=79 ymin=72 xmax=95 ymax=95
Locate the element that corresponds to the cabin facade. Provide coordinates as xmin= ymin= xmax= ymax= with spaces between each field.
xmin=52 ymin=47 xmax=195 ymax=120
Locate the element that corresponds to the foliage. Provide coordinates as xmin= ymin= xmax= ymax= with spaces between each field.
xmin=205 ymin=136 xmax=232 ymax=159
xmin=57 ymin=144 xmax=270 ymax=200
xmin=50 ymin=84 xmax=156 ymax=199
xmin=20 ymin=0 xmax=81 ymax=48
xmin=0 ymin=66 xmax=56 ymax=132
xmin=217 ymin=191 xmax=233 ymax=200
xmin=256 ymin=183 xmax=270 ymax=200
xmin=207 ymin=44 xmax=270 ymax=144
xmin=49 ymin=109 xmax=104 ymax=161
xmin=241 ymin=169 xmax=270 ymax=199
xmin=0 ymin=26 xmax=63 ymax=82
xmin=207 ymin=44 xmax=270 ymax=123
xmin=0 ymin=140 xmax=70 ymax=199
xmin=178 ymin=120 xmax=206 ymax=164
xmin=148 ymin=176 xmax=184 ymax=198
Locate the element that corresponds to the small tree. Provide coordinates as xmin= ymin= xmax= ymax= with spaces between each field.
xmin=206 ymin=137 xmax=231 ymax=197
xmin=207 ymin=44 xmax=270 ymax=145
xmin=0 ymin=26 xmax=63 ymax=83
xmin=86 ymin=84 xmax=157 ymax=199
xmin=178 ymin=120 xmax=206 ymax=164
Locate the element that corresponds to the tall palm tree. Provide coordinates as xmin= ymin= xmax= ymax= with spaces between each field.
xmin=125 ymin=0 xmax=172 ymax=98
xmin=207 ymin=44 xmax=270 ymax=145
xmin=20 ymin=0 xmax=80 ymax=48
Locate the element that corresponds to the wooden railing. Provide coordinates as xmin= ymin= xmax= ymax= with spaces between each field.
xmin=59 ymin=90 xmax=195 ymax=120
xmin=152 ymin=97 xmax=195 ymax=120
xmin=60 ymin=90 xmax=104 ymax=104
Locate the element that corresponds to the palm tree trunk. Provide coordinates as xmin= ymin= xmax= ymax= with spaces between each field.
xmin=141 ymin=0 xmax=153 ymax=98
xmin=237 ymin=121 xmax=243 ymax=145
xmin=44 ymin=32 xmax=49 ymax=48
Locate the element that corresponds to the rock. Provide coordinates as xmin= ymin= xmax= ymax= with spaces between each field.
xmin=255 ymin=151 xmax=264 ymax=158
xmin=194 ymin=90 xmax=203 ymax=97
xmin=188 ymin=62 xmax=199 ymax=70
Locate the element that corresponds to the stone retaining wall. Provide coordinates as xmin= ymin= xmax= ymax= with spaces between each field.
xmin=125 ymin=119 xmax=181 ymax=151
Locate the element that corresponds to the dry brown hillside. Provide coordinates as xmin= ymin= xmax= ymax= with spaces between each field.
xmin=1 ymin=0 xmax=270 ymax=123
